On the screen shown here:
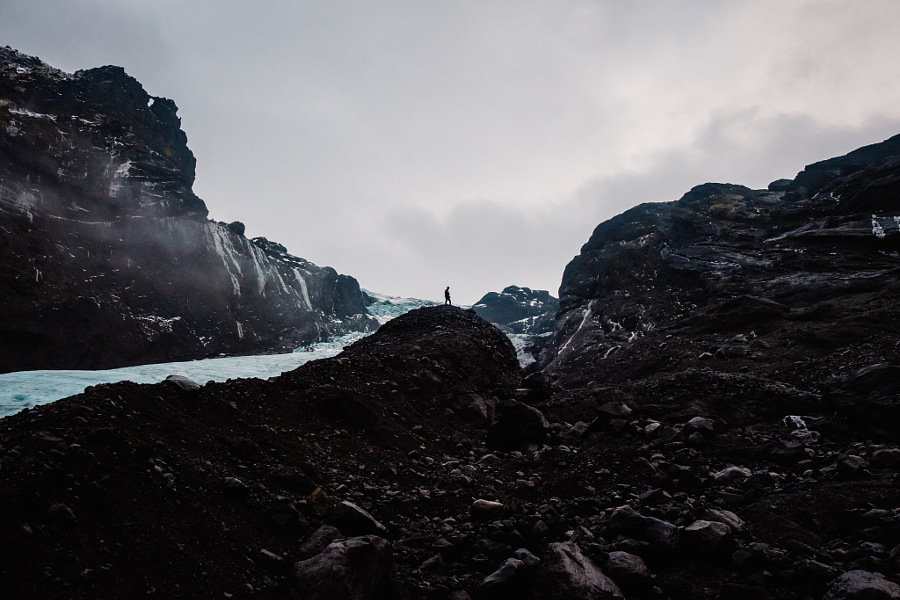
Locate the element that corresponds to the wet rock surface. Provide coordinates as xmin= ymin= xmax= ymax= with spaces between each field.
xmin=0 ymin=47 xmax=375 ymax=372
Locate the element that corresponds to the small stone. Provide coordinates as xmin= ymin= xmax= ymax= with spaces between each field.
xmin=683 ymin=520 xmax=730 ymax=552
xmin=686 ymin=432 xmax=705 ymax=446
xmin=163 ymin=374 xmax=200 ymax=392
xmin=268 ymin=496 xmax=302 ymax=527
xmin=701 ymin=508 xmax=745 ymax=533
xmin=871 ymin=448 xmax=900 ymax=468
xmin=477 ymin=453 xmax=502 ymax=466
xmin=644 ymin=422 xmax=661 ymax=437
xmin=837 ymin=455 xmax=868 ymax=478
xmin=258 ymin=549 xmax=287 ymax=572
xmin=712 ymin=466 xmax=752 ymax=484
xmin=420 ymin=553 xmax=446 ymax=574
xmin=684 ymin=416 xmax=715 ymax=437
xmin=296 ymin=525 xmax=343 ymax=561
xmin=480 ymin=558 xmax=528 ymax=594
xmin=598 ymin=402 xmax=633 ymax=420
xmin=470 ymin=499 xmax=505 ymax=521
xmin=513 ymin=547 xmax=540 ymax=568
xmin=656 ymin=427 xmax=683 ymax=444
xmin=531 ymin=519 xmax=549 ymax=539
xmin=222 ymin=476 xmax=247 ymax=496
xmin=326 ymin=500 xmax=388 ymax=537
xmin=608 ymin=505 xmax=679 ymax=551
xmin=606 ymin=551 xmax=652 ymax=590
xmin=307 ymin=487 xmax=330 ymax=518
xmin=48 ymin=503 xmax=76 ymax=524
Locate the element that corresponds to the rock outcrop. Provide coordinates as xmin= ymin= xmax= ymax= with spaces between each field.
xmin=541 ymin=133 xmax=900 ymax=432
xmin=471 ymin=285 xmax=558 ymax=335
xmin=0 ymin=47 xmax=375 ymax=372
xmin=472 ymin=285 xmax=559 ymax=369
xmin=6 ymin=45 xmax=900 ymax=600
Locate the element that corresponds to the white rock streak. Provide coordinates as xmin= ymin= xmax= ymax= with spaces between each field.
xmin=207 ymin=223 xmax=243 ymax=296
xmin=293 ymin=268 xmax=314 ymax=311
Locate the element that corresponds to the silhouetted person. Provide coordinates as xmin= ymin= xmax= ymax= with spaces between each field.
xmin=445 ymin=286 xmax=451 ymax=305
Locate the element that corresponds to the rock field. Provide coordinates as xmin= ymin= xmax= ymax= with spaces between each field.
xmin=1 ymin=305 xmax=900 ymax=599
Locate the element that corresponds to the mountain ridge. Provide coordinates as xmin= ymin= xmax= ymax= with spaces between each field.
xmin=0 ymin=46 xmax=375 ymax=372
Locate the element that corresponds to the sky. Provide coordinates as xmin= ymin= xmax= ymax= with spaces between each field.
xmin=3 ymin=1 xmax=900 ymax=305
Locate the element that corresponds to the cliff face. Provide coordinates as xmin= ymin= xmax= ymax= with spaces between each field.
xmin=543 ymin=133 xmax=900 ymax=391
xmin=471 ymin=285 xmax=558 ymax=335
xmin=0 ymin=47 xmax=375 ymax=372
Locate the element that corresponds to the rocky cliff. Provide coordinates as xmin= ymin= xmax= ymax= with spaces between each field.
xmin=5 ymin=132 xmax=900 ymax=598
xmin=542 ymin=133 xmax=900 ymax=398
xmin=471 ymin=285 xmax=558 ymax=336
xmin=0 ymin=47 xmax=375 ymax=372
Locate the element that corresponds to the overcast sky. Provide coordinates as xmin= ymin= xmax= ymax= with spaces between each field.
xmin=3 ymin=1 xmax=900 ymax=304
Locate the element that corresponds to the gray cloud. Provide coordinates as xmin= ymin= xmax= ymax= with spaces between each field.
xmin=2 ymin=1 xmax=900 ymax=304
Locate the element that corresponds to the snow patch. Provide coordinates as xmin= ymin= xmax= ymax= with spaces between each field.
xmin=783 ymin=415 xmax=806 ymax=430
xmin=292 ymin=268 xmax=313 ymax=311
xmin=207 ymin=224 xmax=243 ymax=296
xmin=558 ymin=300 xmax=596 ymax=357
xmin=506 ymin=333 xmax=535 ymax=367
xmin=8 ymin=107 xmax=56 ymax=121
xmin=872 ymin=215 xmax=885 ymax=239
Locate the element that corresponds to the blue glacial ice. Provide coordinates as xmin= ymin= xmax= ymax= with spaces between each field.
xmin=0 ymin=292 xmax=438 ymax=419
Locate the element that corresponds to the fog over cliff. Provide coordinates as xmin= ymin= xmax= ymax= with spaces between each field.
xmin=3 ymin=1 xmax=900 ymax=303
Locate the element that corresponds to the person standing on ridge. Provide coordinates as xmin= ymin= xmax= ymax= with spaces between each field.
xmin=445 ymin=286 xmax=451 ymax=305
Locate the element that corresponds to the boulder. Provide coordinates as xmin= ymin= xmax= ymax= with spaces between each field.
xmin=479 ymin=558 xmax=529 ymax=597
xmin=296 ymin=525 xmax=344 ymax=561
xmin=471 ymin=499 xmax=506 ymax=521
xmin=486 ymin=401 xmax=550 ymax=451
xmin=293 ymin=535 xmax=393 ymax=600
xmin=307 ymin=487 xmax=330 ymax=518
xmin=605 ymin=551 xmax=653 ymax=590
xmin=608 ymin=505 xmax=679 ymax=551
xmin=712 ymin=466 xmax=752 ymax=484
xmin=701 ymin=508 xmax=745 ymax=533
xmin=513 ymin=547 xmax=540 ymax=568
xmin=534 ymin=542 xmax=623 ymax=600
xmin=682 ymin=520 xmax=730 ymax=552
xmin=163 ymin=374 xmax=200 ymax=392
xmin=597 ymin=402 xmax=633 ymax=421
xmin=871 ymin=448 xmax=900 ymax=468
xmin=823 ymin=570 xmax=900 ymax=600
xmin=837 ymin=455 xmax=869 ymax=478
xmin=327 ymin=501 xmax=388 ymax=537
xmin=684 ymin=416 xmax=715 ymax=437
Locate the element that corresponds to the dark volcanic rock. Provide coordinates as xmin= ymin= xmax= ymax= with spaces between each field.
xmin=822 ymin=570 xmax=900 ymax=600
xmin=472 ymin=285 xmax=560 ymax=369
xmin=0 ymin=305 xmax=521 ymax=599
xmin=486 ymin=400 xmax=550 ymax=451
xmin=0 ymin=47 xmax=375 ymax=372
xmin=293 ymin=535 xmax=394 ymax=600
xmin=534 ymin=541 xmax=623 ymax=600
xmin=541 ymin=132 xmax=900 ymax=434
xmin=7 ymin=57 xmax=900 ymax=600
xmin=472 ymin=285 xmax=559 ymax=335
